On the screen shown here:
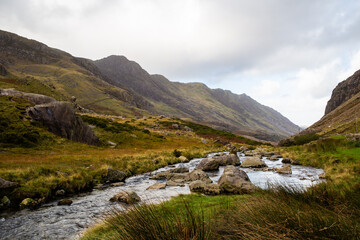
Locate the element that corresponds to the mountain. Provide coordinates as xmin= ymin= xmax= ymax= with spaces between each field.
xmin=0 ymin=30 xmax=152 ymax=117
xmin=95 ymin=55 xmax=300 ymax=141
xmin=0 ymin=30 xmax=299 ymax=141
xmin=325 ymin=69 xmax=360 ymax=115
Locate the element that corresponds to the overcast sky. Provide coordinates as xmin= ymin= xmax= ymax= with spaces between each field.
xmin=1 ymin=0 xmax=360 ymax=126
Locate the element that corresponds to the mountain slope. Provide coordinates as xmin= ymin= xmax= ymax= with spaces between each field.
xmin=95 ymin=55 xmax=300 ymax=141
xmin=0 ymin=30 xmax=152 ymax=117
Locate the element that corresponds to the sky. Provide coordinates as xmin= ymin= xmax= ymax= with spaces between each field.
xmin=1 ymin=0 xmax=360 ymax=127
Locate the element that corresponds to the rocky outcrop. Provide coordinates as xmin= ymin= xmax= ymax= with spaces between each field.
xmin=218 ymin=165 xmax=256 ymax=194
xmin=195 ymin=158 xmax=220 ymax=171
xmin=0 ymin=177 xmax=19 ymax=197
xmin=27 ymin=101 xmax=99 ymax=145
xmin=0 ymin=64 xmax=8 ymax=76
xmin=104 ymin=167 xmax=127 ymax=183
xmin=325 ymin=69 xmax=360 ymax=115
xmin=110 ymin=190 xmax=141 ymax=204
xmin=241 ymin=157 xmax=267 ymax=168
xmin=0 ymin=88 xmax=56 ymax=105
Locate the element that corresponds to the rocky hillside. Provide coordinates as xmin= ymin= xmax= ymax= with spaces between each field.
xmin=0 ymin=30 xmax=152 ymax=117
xmin=95 ymin=55 xmax=300 ymax=141
xmin=325 ymin=69 xmax=360 ymax=115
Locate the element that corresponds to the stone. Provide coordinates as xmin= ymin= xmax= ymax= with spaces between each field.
xmin=201 ymin=139 xmax=208 ymax=144
xmin=110 ymin=182 xmax=125 ymax=187
xmin=0 ymin=177 xmax=19 ymax=197
xmin=150 ymin=171 xmax=174 ymax=180
xmin=168 ymin=173 xmax=188 ymax=181
xmin=169 ymin=167 xmax=189 ymax=173
xmin=241 ymin=157 xmax=267 ymax=168
xmin=218 ymin=165 xmax=256 ymax=194
xmin=318 ymin=173 xmax=326 ymax=179
xmin=189 ymin=180 xmax=206 ymax=193
xmin=146 ymin=182 xmax=166 ymax=190
xmin=290 ymin=159 xmax=300 ymax=165
xmin=110 ymin=190 xmax=141 ymax=204
xmin=19 ymin=198 xmax=35 ymax=209
xmin=0 ymin=196 xmax=10 ymax=209
xmin=27 ymin=101 xmax=99 ymax=145
xmin=214 ymin=154 xmax=240 ymax=166
xmin=166 ymin=179 xmax=186 ymax=186
xmin=268 ymin=156 xmax=279 ymax=161
xmin=172 ymin=124 xmax=180 ymax=129
xmin=185 ymin=169 xmax=212 ymax=184
xmin=71 ymin=96 xmax=77 ymax=103
xmin=183 ymin=126 xmax=193 ymax=132
xmin=55 ymin=189 xmax=65 ymax=196
xmin=276 ymin=165 xmax=292 ymax=174
xmin=244 ymin=151 xmax=254 ymax=156
xmin=178 ymin=156 xmax=189 ymax=163
xmin=0 ymin=64 xmax=8 ymax=76
xmin=281 ymin=158 xmax=292 ymax=164
xmin=196 ymin=158 xmax=220 ymax=171
xmin=58 ymin=199 xmax=73 ymax=206
xmin=105 ymin=167 xmax=127 ymax=183
xmin=204 ymin=183 xmax=221 ymax=195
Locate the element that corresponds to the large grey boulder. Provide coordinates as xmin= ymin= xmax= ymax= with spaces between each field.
xmin=241 ymin=157 xmax=267 ymax=168
xmin=0 ymin=88 xmax=56 ymax=105
xmin=276 ymin=165 xmax=292 ymax=174
xmin=146 ymin=182 xmax=166 ymax=190
xmin=189 ymin=180 xmax=206 ymax=193
xmin=195 ymin=158 xmax=219 ymax=171
xmin=214 ymin=154 xmax=240 ymax=166
xmin=0 ymin=177 xmax=19 ymax=197
xmin=218 ymin=165 xmax=256 ymax=194
xmin=105 ymin=167 xmax=127 ymax=183
xmin=204 ymin=183 xmax=221 ymax=195
xmin=27 ymin=101 xmax=99 ymax=145
xmin=185 ymin=169 xmax=212 ymax=184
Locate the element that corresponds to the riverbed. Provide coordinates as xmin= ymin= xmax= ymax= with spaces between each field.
xmin=0 ymin=152 xmax=324 ymax=240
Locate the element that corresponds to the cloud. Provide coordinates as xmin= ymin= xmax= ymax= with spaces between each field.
xmin=1 ymin=0 xmax=360 ymax=125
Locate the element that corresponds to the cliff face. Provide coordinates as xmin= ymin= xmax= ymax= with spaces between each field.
xmin=325 ymin=69 xmax=360 ymax=115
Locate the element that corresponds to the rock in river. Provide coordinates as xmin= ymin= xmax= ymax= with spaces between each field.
xmin=276 ymin=165 xmax=292 ymax=174
xmin=110 ymin=190 xmax=141 ymax=204
xmin=105 ymin=167 xmax=127 ymax=183
xmin=195 ymin=158 xmax=219 ymax=171
xmin=218 ymin=165 xmax=256 ymax=194
xmin=185 ymin=169 xmax=212 ymax=184
xmin=241 ymin=157 xmax=267 ymax=168
xmin=146 ymin=182 xmax=166 ymax=190
xmin=58 ymin=199 xmax=73 ymax=206
xmin=214 ymin=154 xmax=240 ymax=166
xmin=189 ymin=180 xmax=206 ymax=193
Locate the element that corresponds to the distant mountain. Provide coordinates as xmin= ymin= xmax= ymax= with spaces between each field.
xmin=0 ymin=30 xmax=152 ymax=117
xmin=95 ymin=55 xmax=300 ymax=141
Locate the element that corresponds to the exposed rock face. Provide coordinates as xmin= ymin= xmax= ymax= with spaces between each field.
xmin=0 ymin=177 xmax=19 ymax=197
xmin=196 ymin=158 xmax=220 ymax=171
xmin=27 ymin=101 xmax=99 ymax=145
xmin=0 ymin=64 xmax=8 ymax=76
xmin=110 ymin=190 xmax=141 ymax=204
xmin=241 ymin=157 xmax=267 ymax=168
xmin=0 ymin=88 xmax=56 ymax=105
xmin=218 ymin=165 xmax=256 ymax=194
xmin=105 ymin=167 xmax=127 ymax=183
xmin=325 ymin=69 xmax=360 ymax=115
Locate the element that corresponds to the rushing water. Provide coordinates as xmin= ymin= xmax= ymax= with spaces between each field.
xmin=0 ymin=152 xmax=324 ymax=240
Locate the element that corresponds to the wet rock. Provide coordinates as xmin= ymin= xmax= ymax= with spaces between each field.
xmin=185 ymin=169 xmax=212 ymax=184
xmin=218 ymin=165 xmax=256 ymax=194
xmin=169 ymin=167 xmax=189 ymax=173
xmin=241 ymin=157 xmax=267 ymax=168
xmin=110 ymin=182 xmax=125 ymax=187
xmin=204 ymin=183 xmax=221 ymax=195
xmin=0 ymin=177 xmax=19 ymax=197
xmin=110 ymin=190 xmax=141 ymax=204
xmin=27 ymin=101 xmax=99 ymax=145
xmin=150 ymin=171 xmax=174 ymax=180
xmin=244 ymin=151 xmax=254 ymax=156
xmin=146 ymin=182 xmax=166 ymax=190
xmin=268 ymin=156 xmax=279 ymax=161
xmin=166 ymin=179 xmax=185 ymax=186
xmin=276 ymin=165 xmax=292 ymax=174
xmin=55 ymin=189 xmax=65 ymax=197
xmin=189 ymin=180 xmax=206 ymax=193
xmin=105 ymin=167 xmax=126 ymax=183
xmin=178 ymin=156 xmax=189 ymax=163
xmin=168 ymin=173 xmax=188 ymax=181
xmin=19 ymin=198 xmax=35 ymax=209
xmin=58 ymin=199 xmax=73 ymax=206
xmin=281 ymin=158 xmax=292 ymax=164
xmin=215 ymin=154 xmax=240 ymax=166
xmin=318 ymin=173 xmax=326 ymax=179
xmin=0 ymin=196 xmax=10 ymax=209
xmin=196 ymin=158 xmax=219 ymax=171
xmin=94 ymin=184 xmax=108 ymax=190
xmin=290 ymin=159 xmax=300 ymax=165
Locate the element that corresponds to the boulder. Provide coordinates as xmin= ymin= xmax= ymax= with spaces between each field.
xmin=19 ymin=198 xmax=35 ymax=209
xmin=183 ymin=126 xmax=193 ymax=132
xmin=55 ymin=189 xmax=65 ymax=196
xmin=27 ymin=101 xmax=99 ymax=145
xmin=0 ymin=196 xmax=10 ymax=209
xmin=215 ymin=154 xmax=240 ymax=166
xmin=0 ymin=177 xmax=19 ymax=197
xmin=281 ymin=158 xmax=292 ymax=164
xmin=105 ymin=167 xmax=127 ymax=183
xmin=268 ymin=156 xmax=278 ymax=161
xmin=166 ymin=179 xmax=185 ymax=186
xmin=0 ymin=64 xmax=8 ymax=76
xmin=110 ymin=190 xmax=141 ymax=204
xmin=276 ymin=165 xmax=292 ymax=174
xmin=169 ymin=167 xmax=189 ymax=173
xmin=58 ymin=199 xmax=73 ymax=206
xmin=196 ymin=158 xmax=219 ymax=171
xmin=178 ymin=156 xmax=189 ymax=163
xmin=146 ymin=182 xmax=166 ymax=190
xmin=185 ymin=169 xmax=212 ymax=184
xmin=0 ymin=88 xmax=56 ymax=105
xmin=168 ymin=173 xmax=188 ymax=181
xmin=204 ymin=183 xmax=221 ymax=195
xmin=152 ymin=158 xmax=159 ymax=164
xmin=218 ymin=165 xmax=256 ymax=194
xmin=150 ymin=171 xmax=174 ymax=180
xmin=189 ymin=180 xmax=206 ymax=193
xmin=241 ymin=157 xmax=267 ymax=168
xmin=244 ymin=151 xmax=254 ymax=156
